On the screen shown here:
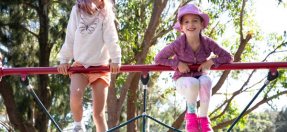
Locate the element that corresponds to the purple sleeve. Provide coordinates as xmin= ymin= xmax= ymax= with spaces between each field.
xmin=208 ymin=39 xmax=234 ymax=67
xmin=154 ymin=41 xmax=180 ymax=70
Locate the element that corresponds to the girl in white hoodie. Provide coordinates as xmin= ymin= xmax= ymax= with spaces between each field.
xmin=57 ymin=0 xmax=121 ymax=131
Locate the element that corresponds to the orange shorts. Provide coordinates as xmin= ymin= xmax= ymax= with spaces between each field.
xmin=69 ymin=62 xmax=111 ymax=86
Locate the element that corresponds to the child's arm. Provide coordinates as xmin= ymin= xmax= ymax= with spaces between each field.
xmin=208 ymin=38 xmax=234 ymax=68
xmin=103 ymin=11 xmax=121 ymax=74
xmin=154 ymin=41 xmax=180 ymax=70
xmin=102 ymin=11 xmax=121 ymax=65
xmin=59 ymin=6 xmax=78 ymax=64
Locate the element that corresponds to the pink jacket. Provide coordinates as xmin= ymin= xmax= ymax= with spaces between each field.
xmin=154 ymin=34 xmax=234 ymax=81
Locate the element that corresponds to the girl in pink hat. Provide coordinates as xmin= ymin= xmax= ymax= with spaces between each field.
xmin=57 ymin=0 xmax=121 ymax=131
xmin=155 ymin=4 xmax=233 ymax=132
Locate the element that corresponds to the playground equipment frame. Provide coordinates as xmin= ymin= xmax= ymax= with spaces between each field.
xmin=0 ymin=62 xmax=287 ymax=131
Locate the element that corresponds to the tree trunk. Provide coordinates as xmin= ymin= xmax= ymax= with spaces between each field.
xmin=168 ymin=110 xmax=186 ymax=132
xmin=127 ymin=73 xmax=141 ymax=132
xmin=0 ymin=77 xmax=37 ymax=132
xmin=34 ymin=0 xmax=52 ymax=132
xmin=107 ymin=74 xmax=120 ymax=130
xmin=107 ymin=1 xmax=168 ymax=130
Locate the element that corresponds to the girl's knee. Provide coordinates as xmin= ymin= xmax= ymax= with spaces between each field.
xmin=199 ymin=76 xmax=212 ymax=88
xmin=93 ymin=112 xmax=105 ymax=122
xmin=177 ymin=77 xmax=199 ymax=88
xmin=70 ymin=90 xmax=84 ymax=100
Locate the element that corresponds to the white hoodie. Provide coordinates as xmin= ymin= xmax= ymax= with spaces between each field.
xmin=59 ymin=5 xmax=121 ymax=68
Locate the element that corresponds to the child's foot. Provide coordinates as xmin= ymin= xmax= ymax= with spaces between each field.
xmin=185 ymin=113 xmax=200 ymax=132
xmin=199 ymin=117 xmax=213 ymax=132
xmin=73 ymin=125 xmax=85 ymax=132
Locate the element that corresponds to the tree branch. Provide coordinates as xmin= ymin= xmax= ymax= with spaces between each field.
xmin=210 ymin=42 xmax=283 ymax=119
xmin=140 ymin=0 xmax=145 ymax=28
xmin=124 ymin=52 xmax=142 ymax=65
xmin=2 ymin=23 xmax=39 ymax=39
xmin=116 ymin=0 xmax=170 ymax=124
xmin=151 ymin=26 xmax=174 ymax=44
xmin=262 ymin=42 xmax=286 ymax=62
xmin=239 ymin=0 xmax=246 ymax=41
xmin=0 ymin=78 xmax=37 ymax=132
xmin=208 ymin=21 xmax=220 ymax=37
xmin=50 ymin=27 xmax=65 ymax=45
xmin=210 ymin=69 xmax=256 ymax=120
xmin=21 ymin=1 xmax=39 ymax=12
xmin=212 ymin=30 xmax=253 ymax=96
xmin=0 ymin=119 xmax=12 ymax=132
xmin=243 ymin=77 xmax=265 ymax=92
xmin=140 ymin=0 xmax=168 ymax=48
xmin=213 ymin=90 xmax=287 ymax=130
xmin=18 ymin=24 xmax=39 ymax=39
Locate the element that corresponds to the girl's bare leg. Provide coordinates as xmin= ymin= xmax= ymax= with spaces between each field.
xmin=91 ymin=79 xmax=109 ymax=132
xmin=70 ymin=74 xmax=89 ymax=122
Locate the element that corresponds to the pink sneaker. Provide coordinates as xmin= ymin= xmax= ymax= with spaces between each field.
xmin=199 ymin=117 xmax=213 ymax=132
xmin=184 ymin=113 xmax=200 ymax=132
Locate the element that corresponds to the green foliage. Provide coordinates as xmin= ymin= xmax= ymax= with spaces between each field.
xmin=116 ymin=0 xmax=152 ymax=65
xmin=49 ymin=74 xmax=73 ymax=129
xmin=211 ymin=101 xmax=245 ymax=131
xmin=240 ymin=111 xmax=276 ymax=132
xmin=275 ymin=107 xmax=287 ymax=132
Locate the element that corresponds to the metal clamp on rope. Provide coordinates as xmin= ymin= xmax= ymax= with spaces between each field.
xmin=20 ymin=74 xmax=33 ymax=90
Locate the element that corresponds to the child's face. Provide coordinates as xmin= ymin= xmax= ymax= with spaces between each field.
xmin=180 ymin=14 xmax=204 ymax=36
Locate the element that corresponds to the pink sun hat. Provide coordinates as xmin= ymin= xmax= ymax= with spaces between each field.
xmin=173 ymin=4 xmax=209 ymax=33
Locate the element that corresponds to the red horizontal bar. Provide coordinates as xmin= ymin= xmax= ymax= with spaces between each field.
xmin=0 ymin=62 xmax=287 ymax=76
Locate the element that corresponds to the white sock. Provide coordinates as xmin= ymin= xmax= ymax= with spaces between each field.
xmin=74 ymin=121 xmax=82 ymax=127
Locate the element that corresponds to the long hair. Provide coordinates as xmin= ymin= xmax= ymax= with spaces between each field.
xmin=76 ymin=0 xmax=116 ymax=20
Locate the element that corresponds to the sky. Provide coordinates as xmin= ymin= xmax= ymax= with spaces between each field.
xmin=254 ymin=0 xmax=287 ymax=34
